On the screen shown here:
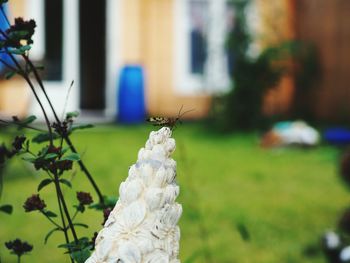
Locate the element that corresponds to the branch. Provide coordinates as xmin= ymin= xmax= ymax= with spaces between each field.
xmin=53 ymin=172 xmax=79 ymax=244
xmin=24 ymin=55 xmax=105 ymax=205
xmin=40 ymin=210 xmax=63 ymax=230
xmin=0 ymin=119 xmax=45 ymax=132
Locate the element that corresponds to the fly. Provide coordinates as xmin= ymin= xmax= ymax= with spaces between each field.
xmin=147 ymin=105 xmax=194 ymax=130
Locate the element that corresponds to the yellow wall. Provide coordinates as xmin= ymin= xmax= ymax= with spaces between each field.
xmin=256 ymin=0 xmax=294 ymax=47
xmin=257 ymin=0 xmax=295 ymax=117
xmin=121 ymin=0 xmax=143 ymax=63
xmin=121 ymin=0 xmax=211 ymax=119
xmin=0 ymin=0 xmax=30 ymax=117
xmin=0 ymin=78 xmax=30 ymax=117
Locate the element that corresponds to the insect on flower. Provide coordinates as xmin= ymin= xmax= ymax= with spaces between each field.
xmin=147 ymin=105 xmax=194 ymax=130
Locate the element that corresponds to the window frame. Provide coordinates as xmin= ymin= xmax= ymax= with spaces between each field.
xmin=173 ymin=0 xmax=231 ymax=96
xmin=25 ymin=0 xmax=80 ymax=117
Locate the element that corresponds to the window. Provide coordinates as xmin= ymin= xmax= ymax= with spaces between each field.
xmin=174 ymin=0 xmax=233 ymax=95
xmin=189 ymin=0 xmax=208 ymax=75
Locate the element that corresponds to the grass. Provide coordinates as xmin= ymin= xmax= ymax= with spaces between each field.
xmin=0 ymin=123 xmax=349 ymax=262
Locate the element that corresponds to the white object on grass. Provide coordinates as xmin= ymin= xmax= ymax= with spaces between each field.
xmin=273 ymin=121 xmax=320 ymax=146
xmin=86 ymin=127 xmax=182 ymax=263
xmin=324 ymin=231 xmax=341 ymax=249
xmin=340 ymin=246 xmax=350 ymax=261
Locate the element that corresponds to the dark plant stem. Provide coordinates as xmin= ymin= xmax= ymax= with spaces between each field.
xmin=24 ymin=55 xmax=105 ymax=205
xmin=23 ymin=56 xmax=60 ymax=121
xmin=21 ymin=75 xmax=54 ymax=145
xmin=71 ymin=209 xmax=79 ymax=222
xmin=53 ymin=173 xmax=79 ymax=244
xmin=0 ymin=119 xmax=44 ymax=132
xmin=41 ymin=211 xmax=62 ymax=229
xmin=0 ymin=26 xmax=104 ymax=204
xmin=64 ymin=135 xmax=104 ymax=204
xmin=0 ymin=45 xmax=54 ymax=145
xmin=17 ymin=255 xmax=20 ymax=263
xmin=54 ymin=187 xmax=74 ymax=263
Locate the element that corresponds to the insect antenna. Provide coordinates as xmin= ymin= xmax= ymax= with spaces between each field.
xmin=176 ymin=106 xmax=195 ymax=120
xmin=176 ymin=105 xmax=184 ymax=119
xmin=169 ymin=106 xmax=195 ymax=130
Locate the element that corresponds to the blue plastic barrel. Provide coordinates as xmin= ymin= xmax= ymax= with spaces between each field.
xmin=117 ymin=65 xmax=146 ymax=124
xmin=324 ymin=128 xmax=350 ymax=145
xmin=0 ymin=4 xmax=13 ymax=73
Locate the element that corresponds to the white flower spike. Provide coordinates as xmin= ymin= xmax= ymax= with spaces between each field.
xmin=86 ymin=127 xmax=182 ymax=263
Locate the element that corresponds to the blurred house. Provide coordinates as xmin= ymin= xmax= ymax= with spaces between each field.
xmin=263 ymin=0 xmax=350 ymax=123
xmin=0 ymin=0 xmax=349 ymax=122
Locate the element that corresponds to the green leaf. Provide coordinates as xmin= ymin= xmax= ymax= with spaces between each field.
xmin=9 ymin=30 xmax=29 ymax=38
xmin=22 ymin=156 xmax=37 ymax=163
xmin=0 ymin=204 xmax=13 ymax=214
xmin=44 ymin=210 xmax=58 ymax=218
xmin=58 ymin=243 xmax=71 ymax=249
xmin=88 ymin=203 xmax=102 ymax=210
xmin=70 ymin=248 xmax=91 ymax=263
xmin=89 ymin=196 xmax=118 ymax=210
xmin=38 ymin=179 xmax=53 ymax=191
xmin=73 ymin=223 xmax=88 ymax=229
xmin=74 ymin=204 xmax=85 ymax=213
xmin=59 ymin=179 xmax=72 ymax=188
xmin=0 ymin=1 xmax=9 ymax=5
xmin=7 ymin=45 xmax=31 ymax=55
xmin=61 ymin=153 xmax=80 ymax=161
xmin=38 ymin=146 xmax=49 ymax=157
xmin=44 ymin=153 xmax=58 ymax=160
xmin=32 ymin=133 xmax=59 ymax=143
xmin=66 ymin=111 xmax=79 ymax=118
xmin=21 ymin=115 xmax=37 ymax=125
xmin=19 ymin=45 xmax=31 ymax=52
xmin=8 ymin=48 xmax=25 ymax=55
xmin=61 ymin=147 xmax=70 ymax=155
xmin=5 ymin=71 xmax=16 ymax=80
xmin=104 ymin=196 xmax=118 ymax=207
xmin=44 ymin=227 xmax=61 ymax=244
xmin=58 ymin=237 xmax=90 ymax=249
xmin=70 ymin=124 xmax=94 ymax=133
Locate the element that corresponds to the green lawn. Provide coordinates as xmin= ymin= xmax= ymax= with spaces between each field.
xmin=0 ymin=124 xmax=348 ymax=262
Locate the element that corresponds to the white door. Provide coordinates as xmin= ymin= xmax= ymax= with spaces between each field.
xmin=26 ymin=0 xmax=121 ymax=120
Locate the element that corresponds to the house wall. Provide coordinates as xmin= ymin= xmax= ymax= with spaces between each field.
xmin=261 ymin=0 xmax=350 ymax=122
xmin=8 ymin=0 xmax=25 ymax=16
xmin=257 ymin=0 xmax=295 ymax=117
xmin=0 ymin=0 xmax=30 ymax=118
xmin=0 ymin=78 xmax=30 ymax=118
xmin=295 ymin=0 xmax=350 ymax=122
xmin=121 ymin=0 xmax=211 ymax=119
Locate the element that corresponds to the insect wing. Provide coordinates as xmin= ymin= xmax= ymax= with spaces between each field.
xmin=147 ymin=117 xmax=170 ymax=126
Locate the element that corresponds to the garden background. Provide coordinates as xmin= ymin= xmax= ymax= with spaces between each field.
xmin=1 ymin=0 xmax=350 ymax=262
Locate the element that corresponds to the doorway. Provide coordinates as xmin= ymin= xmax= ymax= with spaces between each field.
xmin=79 ymin=0 xmax=106 ymax=110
